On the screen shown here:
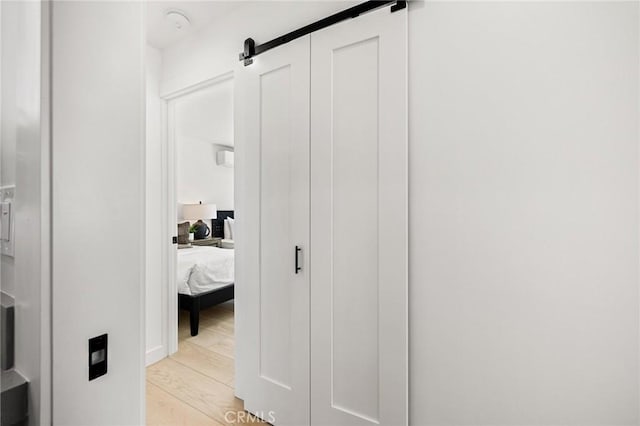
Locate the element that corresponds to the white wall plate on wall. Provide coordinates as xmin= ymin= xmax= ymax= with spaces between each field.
xmin=0 ymin=186 xmax=15 ymax=257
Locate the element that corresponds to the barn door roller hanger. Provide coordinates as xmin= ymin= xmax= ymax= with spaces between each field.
xmin=238 ymin=0 xmax=406 ymax=66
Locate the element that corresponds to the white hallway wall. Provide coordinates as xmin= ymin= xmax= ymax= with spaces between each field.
xmin=410 ymin=2 xmax=638 ymax=424
xmin=52 ymin=2 xmax=145 ymax=424
xmin=161 ymin=1 xmax=640 ymax=424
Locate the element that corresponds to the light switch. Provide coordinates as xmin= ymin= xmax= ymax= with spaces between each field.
xmin=1 ymin=201 xmax=11 ymax=242
xmin=0 ymin=186 xmax=15 ymax=257
xmin=88 ymin=334 xmax=108 ymax=381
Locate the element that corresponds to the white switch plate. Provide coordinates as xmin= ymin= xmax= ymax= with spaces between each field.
xmin=1 ymin=202 xmax=11 ymax=242
xmin=1 ymin=186 xmax=15 ymax=257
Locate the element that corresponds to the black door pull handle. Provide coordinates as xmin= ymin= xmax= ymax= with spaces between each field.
xmin=295 ymin=246 xmax=302 ymax=274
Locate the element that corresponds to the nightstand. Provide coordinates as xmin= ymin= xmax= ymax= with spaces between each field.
xmin=191 ymin=237 xmax=222 ymax=247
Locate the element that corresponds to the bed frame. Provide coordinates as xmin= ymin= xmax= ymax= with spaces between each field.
xmin=179 ymin=284 xmax=234 ymax=336
xmin=178 ymin=210 xmax=235 ymax=337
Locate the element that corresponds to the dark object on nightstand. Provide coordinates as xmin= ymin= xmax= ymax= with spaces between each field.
xmin=193 ymin=220 xmax=210 ymax=240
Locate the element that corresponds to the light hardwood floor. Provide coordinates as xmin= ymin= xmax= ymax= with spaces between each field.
xmin=147 ymin=301 xmax=262 ymax=425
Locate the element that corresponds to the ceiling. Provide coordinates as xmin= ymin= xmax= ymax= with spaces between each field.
xmin=146 ymin=1 xmax=240 ymax=49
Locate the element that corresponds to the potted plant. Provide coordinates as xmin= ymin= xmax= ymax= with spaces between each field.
xmin=188 ymin=224 xmax=197 ymax=242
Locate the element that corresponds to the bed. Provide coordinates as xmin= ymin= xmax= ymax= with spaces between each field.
xmin=178 ymin=210 xmax=234 ymax=336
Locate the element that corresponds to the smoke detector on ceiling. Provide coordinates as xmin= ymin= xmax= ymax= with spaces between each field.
xmin=165 ymin=10 xmax=191 ymax=30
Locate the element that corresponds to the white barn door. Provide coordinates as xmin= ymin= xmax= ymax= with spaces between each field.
xmin=236 ymin=35 xmax=311 ymax=425
xmin=237 ymin=6 xmax=406 ymax=425
xmin=310 ymin=6 xmax=408 ymax=426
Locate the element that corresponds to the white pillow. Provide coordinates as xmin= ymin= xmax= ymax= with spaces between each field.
xmin=220 ymin=239 xmax=234 ymax=249
xmin=227 ymin=217 xmax=235 ymax=240
xmin=224 ymin=219 xmax=232 ymax=240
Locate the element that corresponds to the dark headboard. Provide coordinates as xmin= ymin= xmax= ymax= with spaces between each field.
xmin=213 ymin=210 xmax=234 ymax=238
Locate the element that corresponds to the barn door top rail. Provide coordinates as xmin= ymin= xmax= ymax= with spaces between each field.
xmin=238 ymin=0 xmax=406 ymax=66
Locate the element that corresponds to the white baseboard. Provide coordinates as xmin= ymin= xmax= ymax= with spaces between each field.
xmin=145 ymin=345 xmax=167 ymax=366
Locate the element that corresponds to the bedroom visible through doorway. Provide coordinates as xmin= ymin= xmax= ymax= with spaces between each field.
xmin=144 ymin=54 xmax=242 ymax=422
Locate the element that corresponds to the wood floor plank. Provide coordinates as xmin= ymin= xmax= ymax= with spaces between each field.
xmin=171 ymin=341 xmax=235 ymax=385
xmin=179 ymin=311 xmax=234 ymax=338
xmin=178 ymin=322 xmax=191 ymax=341
xmin=200 ymin=316 xmax=235 ymax=337
xmin=149 ymin=302 xmax=245 ymax=425
xmin=200 ymin=307 xmax=234 ymax=322
xmin=217 ymin=300 xmax=234 ymax=312
xmin=146 ymin=382 xmax=222 ymax=426
xmin=187 ymin=329 xmax=235 ymax=359
xmin=147 ymin=358 xmax=243 ymax=426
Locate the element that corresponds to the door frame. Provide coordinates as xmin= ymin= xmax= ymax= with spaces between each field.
xmin=159 ymin=70 xmax=235 ymax=356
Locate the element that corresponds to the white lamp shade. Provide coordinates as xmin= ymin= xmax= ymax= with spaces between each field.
xmin=182 ymin=203 xmax=217 ymax=220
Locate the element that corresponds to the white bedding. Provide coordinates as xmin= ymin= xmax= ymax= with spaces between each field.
xmin=177 ymin=246 xmax=234 ymax=296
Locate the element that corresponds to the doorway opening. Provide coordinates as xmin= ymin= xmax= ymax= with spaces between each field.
xmin=144 ymin=35 xmax=242 ymax=421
